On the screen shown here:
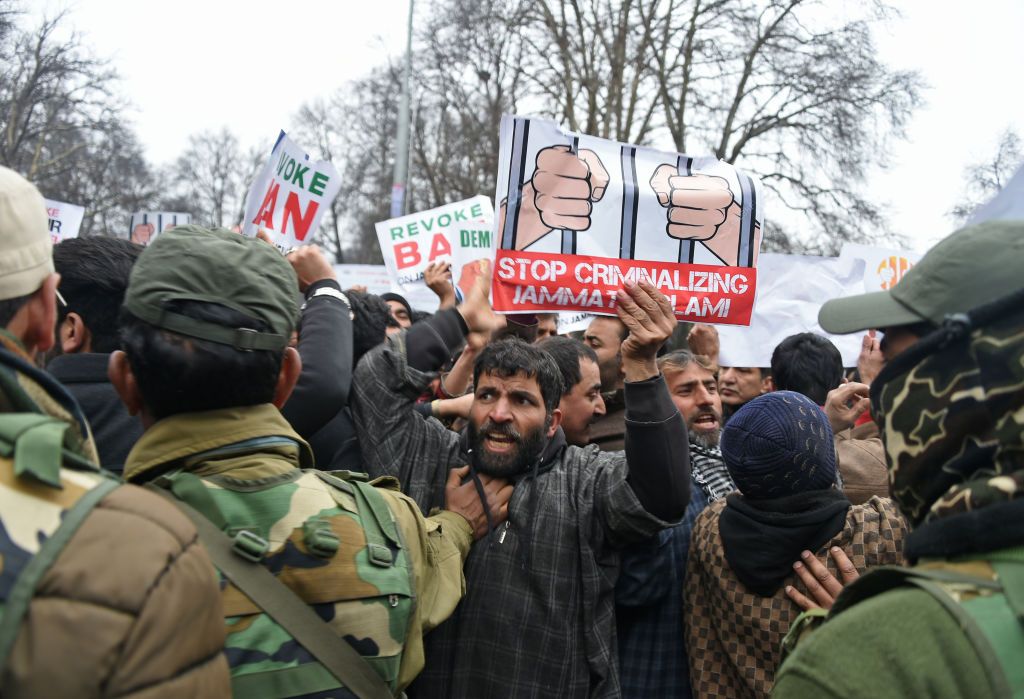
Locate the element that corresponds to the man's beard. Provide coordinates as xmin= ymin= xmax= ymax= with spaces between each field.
xmin=688 ymin=407 xmax=722 ymax=449
xmin=469 ymin=418 xmax=550 ymax=477
xmin=598 ymin=355 xmax=622 ymax=393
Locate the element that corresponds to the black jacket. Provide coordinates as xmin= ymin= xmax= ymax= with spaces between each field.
xmin=46 ymin=352 xmax=142 ymax=472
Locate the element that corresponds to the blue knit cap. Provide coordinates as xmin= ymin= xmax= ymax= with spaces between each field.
xmin=720 ymin=391 xmax=836 ymax=498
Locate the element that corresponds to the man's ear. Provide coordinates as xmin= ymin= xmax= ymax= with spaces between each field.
xmin=22 ymin=274 xmax=60 ymax=354
xmin=762 ymin=375 xmax=775 ymax=393
xmin=272 ymin=346 xmax=303 ymax=408
xmin=60 ymin=312 xmax=92 ymax=354
xmin=108 ymin=350 xmax=145 ymax=417
xmin=546 ymin=408 xmax=563 ymax=438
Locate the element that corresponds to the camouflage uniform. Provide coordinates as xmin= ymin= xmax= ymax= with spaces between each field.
xmin=774 ymin=224 xmax=1024 ymax=698
xmin=0 ymin=335 xmax=229 ymax=697
xmin=123 ymin=402 xmax=473 ymax=698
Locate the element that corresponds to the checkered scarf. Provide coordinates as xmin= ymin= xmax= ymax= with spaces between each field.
xmin=690 ymin=442 xmax=735 ymax=502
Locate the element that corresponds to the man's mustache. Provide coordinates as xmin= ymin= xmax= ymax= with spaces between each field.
xmin=691 ymin=409 xmax=720 ymax=423
xmin=479 ymin=421 xmax=522 ymax=441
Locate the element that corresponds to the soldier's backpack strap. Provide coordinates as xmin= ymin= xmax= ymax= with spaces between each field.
xmin=0 ymin=414 xmax=119 ymax=670
xmin=316 ymin=471 xmax=405 ymax=567
xmin=828 ymin=553 xmax=1024 ymax=699
xmin=148 ymin=486 xmax=394 ymax=699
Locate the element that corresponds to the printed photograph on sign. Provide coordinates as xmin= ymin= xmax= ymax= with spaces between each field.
xmin=492 ymin=116 xmax=764 ymax=325
xmin=128 ymin=212 xmax=192 ymax=245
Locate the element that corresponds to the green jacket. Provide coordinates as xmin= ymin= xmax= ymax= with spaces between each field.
xmin=773 ymin=556 xmax=1021 ymax=698
xmin=124 ymin=404 xmax=474 ymax=697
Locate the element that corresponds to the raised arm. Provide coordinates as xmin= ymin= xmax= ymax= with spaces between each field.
xmin=617 ymin=281 xmax=691 ymax=521
xmin=278 ymin=245 xmax=353 ymax=439
xmin=351 ymin=264 xmax=500 ymax=512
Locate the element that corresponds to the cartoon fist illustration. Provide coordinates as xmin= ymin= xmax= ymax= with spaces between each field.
xmin=131 ymin=222 xmax=155 ymax=245
xmin=650 ymin=166 xmax=733 ymax=241
xmin=500 ymin=145 xmax=610 ymax=251
xmin=649 ymin=164 xmax=760 ymax=266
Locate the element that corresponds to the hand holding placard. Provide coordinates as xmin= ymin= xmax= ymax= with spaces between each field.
xmin=616 ymin=280 xmax=677 ymax=382
xmin=457 ymin=260 xmax=502 ymax=338
xmin=424 ymin=260 xmax=456 ymax=308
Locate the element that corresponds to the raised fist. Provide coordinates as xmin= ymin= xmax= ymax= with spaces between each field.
xmin=532 ymin=145 xmax=610 ymax=232
xmin=649 ymin=166 xmax=734 ymax=242
xmin=499 ymin=145 xmax=611 ymax=251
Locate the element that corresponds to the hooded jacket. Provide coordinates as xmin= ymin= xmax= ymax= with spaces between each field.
xmin=774 ymin=291 xmax=1024 ymax=699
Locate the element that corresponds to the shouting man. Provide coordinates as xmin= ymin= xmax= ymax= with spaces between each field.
xmin=353 ymin=278 xmax=691 ymax=698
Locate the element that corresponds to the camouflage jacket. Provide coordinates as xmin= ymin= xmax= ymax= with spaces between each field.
xmin=123 ymin=403 xmax=473 ymax=697
xmin=0 ymin=341 xmax=229 ymax=697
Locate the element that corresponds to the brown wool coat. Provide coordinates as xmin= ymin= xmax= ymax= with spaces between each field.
xmin=683 ymin=496 xmax=907 ymax=699
xmin=1 ymin=484 xmax=230 ymax=698
xmin=835 ymin=421 xmax=890 ymax=505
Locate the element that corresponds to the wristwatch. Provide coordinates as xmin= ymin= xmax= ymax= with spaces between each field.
xmin=304 ymin=287 xmax=354 ymax=320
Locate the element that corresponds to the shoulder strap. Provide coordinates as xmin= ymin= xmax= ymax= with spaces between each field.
xmin=0 ymin=477 xmax=120 ymax=668
xmin=148 ymin=486 xmax=394 ymax=699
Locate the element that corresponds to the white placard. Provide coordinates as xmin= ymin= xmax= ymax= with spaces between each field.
xmin=839 ymin=243 xmax=923 ymax=293
xmin=717 ymin=253 xmax=867 ymax=368
xmin=332 ymin=264 xmax=440 ymax=312
xmin=374 ymin=196 xmax=494 ymax=297
xmin=243 ymin=131 xmax=341 ymax=251
xmin=43 ymin=198 xmax=85 ymax=244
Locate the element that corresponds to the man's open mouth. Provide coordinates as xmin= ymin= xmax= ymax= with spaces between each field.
xmin=692 ymin=413 xmax=719 ymax=430
xmin=484 ymin=432 xmax=517 ymax=452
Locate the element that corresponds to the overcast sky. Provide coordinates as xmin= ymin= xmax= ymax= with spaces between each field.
xmin=30 ymin=0 xmax=1024 ymax=254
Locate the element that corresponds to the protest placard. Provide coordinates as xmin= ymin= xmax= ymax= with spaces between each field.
xmin=491 ymin=116 xmax=764 ymax=324
xmin=716 ymin=253 xmax=866 ymax=368
xmin=128 ymin=212 xmax=191 ymax=245
xmin=332 ymin=264 xmax=441 ymax=312
xmin=242 ymin=131 xmax=341 ymax=251
xmin=44 ymin=199 xmax=85 ymax=244
xmin=967 ymin=163 xmax=1024 ymax=225
xmin=374 ymin=196 xmax=494 ymax=295
xmin=839 ymin=243 xmax=922 ymax=293
xmin=556 ymin=311 xmax=594 ymax=336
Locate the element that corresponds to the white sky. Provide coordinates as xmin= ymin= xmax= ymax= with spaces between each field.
xmin=29 ymin=0 xmax=1024 ymax=254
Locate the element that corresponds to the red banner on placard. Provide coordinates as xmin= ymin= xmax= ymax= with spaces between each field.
xmin=492 ymin=249 xmax=757 ymax=325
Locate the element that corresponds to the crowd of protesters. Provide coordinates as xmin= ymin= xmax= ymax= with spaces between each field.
xmin=0 ymin=161 xmax=1021 ymax=698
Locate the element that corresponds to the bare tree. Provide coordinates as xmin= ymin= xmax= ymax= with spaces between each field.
xmin=0 ymin=10 xmax=121 ymax=188
xmin=521 ymin=0 xmax=663 ymax=143
xmin=293 ymin=0 xmax=526 ymax=262
xmin=296 ymin=0 xmax=919 ymax=260
xmin=292 ymin=69 xmax=401 ymax=263
xmin=57 ymin=124 xmax=159 ymax=237
xmin=949 ymin=128 xmax=1023 ymax=223
xmin=0 ymin=0 xmax=16 ymax=45
xmin=520 ymin=0 xmax=922 ymax=253
xmin=0 ymin=6 xmax=164 ymax=236
xmin=163 ymin=128 xmax=254 ymax=228
xmin=409 ymin=0 xmax=528 ymax=204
